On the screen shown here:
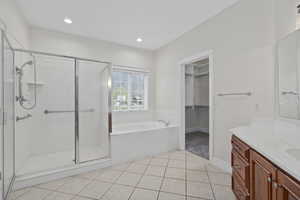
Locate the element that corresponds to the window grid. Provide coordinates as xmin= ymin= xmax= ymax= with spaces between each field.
xmin=112 ymin=69 xmax=148 ymax=111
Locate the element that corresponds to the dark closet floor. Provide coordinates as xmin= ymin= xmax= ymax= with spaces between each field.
xmin=185 ymin=132 xmax=209 ymax=159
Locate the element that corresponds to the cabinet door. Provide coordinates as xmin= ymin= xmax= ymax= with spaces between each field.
xmin=277 ymin=170 xmax=300 ymax=200
xmin=250 ymin=150 xmax=277 ymax=200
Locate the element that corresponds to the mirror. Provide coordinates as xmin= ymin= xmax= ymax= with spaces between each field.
xmin=278 ymin=30 xmax=300 ymax=119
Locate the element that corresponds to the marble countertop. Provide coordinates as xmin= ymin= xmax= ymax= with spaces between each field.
xmin=230 ymin=119 xmax=300 ymax=181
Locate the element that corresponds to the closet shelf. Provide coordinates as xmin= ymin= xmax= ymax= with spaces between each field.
xmin=185 ymin=71 xmax=209 ymax=77
xmin=26 ymin=81 xmax=45 ymax=86
xmin=194 ymin=71 xmax=209 ymax=77
xmin=185 ymin=105 xmax=209 ymax=108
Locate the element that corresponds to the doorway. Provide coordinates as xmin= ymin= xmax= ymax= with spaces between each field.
xmin=185 ymin=58 xmax=209 ymax=158
xmin=179 ymin=51 xmax=214 ymax=160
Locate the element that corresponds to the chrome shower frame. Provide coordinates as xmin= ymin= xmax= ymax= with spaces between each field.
xmin=1 ymin=28 xmax=16 ymax=200
xmin=13 ymin=48 xmax=113 ymax=165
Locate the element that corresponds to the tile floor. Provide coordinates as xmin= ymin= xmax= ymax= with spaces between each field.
xmin=9 ymin=150 xmax=235 ymax=200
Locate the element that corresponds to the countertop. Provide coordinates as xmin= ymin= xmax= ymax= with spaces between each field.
xmin=230 ymin=119 xmax=300 ymax=181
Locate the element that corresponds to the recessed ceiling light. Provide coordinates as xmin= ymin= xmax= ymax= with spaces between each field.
xmin=64 ymin=17 xmax=72 ymax=24
xmin=136 ymin=38 xmax=143 ymax=42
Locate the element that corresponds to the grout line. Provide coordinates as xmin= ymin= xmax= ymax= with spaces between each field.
xmin=12 ymin=187 xmax=33 ymax=200
xmin=204 ymin=165 xmax=216 ymax=200
xmin=97 ymin=167 xmax=127 ymax=199
xmin=156 ymin=152 xmax=170 ymax=200
xmin=127 ymin=157 xmax=152 ymax=200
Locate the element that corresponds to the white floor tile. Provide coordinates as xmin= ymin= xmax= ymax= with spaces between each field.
xmin=112 ymin=162 xmax=131 ymax=171
xmin=130 ymin=188 xmax=158 ymax=200
xmin=37 ymin=177 xmax=72 ymax=190
xmin=134 ymin=158 xmax=152 ymax=165
xmin=137 ymin=175 xmax=163 ymax=191
xmin=56 ymin=178 xmax=90 ymax=195
xmin=158 ymin=192 xmax=186 ymax=200
xmin=145 ymin=166 xmax=166 ymax=177
xmin=43 ymin=192 xmax=73 ymax=200
xmin=116 ymin=172 xmax=142 ymax=186
xmin=78 ymin=180 xmax=111 ymax=199
xmin=161 ymin=178 xmax=186 ymax=195
xmin=17 ymin=188 xmax=51 ymax=200
xmin=168 ymin=160 xmax=185 ymax=169
xmin=102 ymin=184 xmax=134 ymax=200
xmin=72 ymin=196 xmax=93 ymax=200
xmin=186 ymin=170 xmax=209 ymax=183
xmin=208 ymin=172 xmax=231 ymax=186
xmin=187 ymin=181 xmax=214 ymax=199
xmin=150 ymin=158 xmax=168 ymax=167
xmin=95 ymin=169 xmax=123 ymax=183
xmin=9 ymin=187 xmax=31 ymax=200
xmin=213 ymin=184 xmax=235 ymax=200
xmin=186 ymin=161 xmax=206 ymax=171
xmin=205 ymin=164 xmax=226 ymax=173
xmin=127 ymin=163 xmax=148 ymax=174
xmin=74 ymin=170 xmax=99 ymax=180
xmin=155 ymin=152 xmax=170 ymax=159
xmin=169 ymin=151 xmax=186 ymax=160
xmin=165 ymin=168 xmax=186 ymax=180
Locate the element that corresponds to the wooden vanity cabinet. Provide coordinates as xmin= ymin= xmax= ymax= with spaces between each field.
xmin=277 ymin=171 xmax=300 ymax=200
xmin=231 ymin=135 xmax=300 ymax=200
xmin=250 ymin=150 xmax=277 ymax=200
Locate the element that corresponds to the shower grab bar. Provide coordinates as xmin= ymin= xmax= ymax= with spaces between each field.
xmin=218 ymin=92 xmax=252 ymax=96
xmin=44 ymin=109 xmax=95 ymax=114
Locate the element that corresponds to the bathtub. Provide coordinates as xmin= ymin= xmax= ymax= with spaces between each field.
xmin=111 ymin=121 xmax=179 ymax=164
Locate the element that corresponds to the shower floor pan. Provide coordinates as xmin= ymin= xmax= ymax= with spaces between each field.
xmin=17 ymin=146 xmax=107 ymax=176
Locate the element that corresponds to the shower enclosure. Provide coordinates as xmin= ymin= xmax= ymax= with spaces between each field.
xmin=0 ymin=30 xmax=112 ymax=199
xmin=1 ymin=29 xmax=16 ymax=200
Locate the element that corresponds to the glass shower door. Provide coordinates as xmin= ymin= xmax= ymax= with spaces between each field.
xmin=77 ymin=60 xmax=111 ymax=163
xmin=1 ymin=30 xmax=15 ymax=200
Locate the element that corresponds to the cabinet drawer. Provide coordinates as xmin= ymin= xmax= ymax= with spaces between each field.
xmin=232 ymin=135 xmax=250 ymax=161
xmin=232 ymin=173 xmax=250 ymax=200
xmin=232 ymin=149 xmax=250 ymax=191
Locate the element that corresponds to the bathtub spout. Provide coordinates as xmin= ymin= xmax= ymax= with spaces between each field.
xmin=158 ymin=120 xmax=170 ymax=127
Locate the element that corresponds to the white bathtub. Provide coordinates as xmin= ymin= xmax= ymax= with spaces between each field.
xmin=111 ymin=121 xmax=179 ymax=164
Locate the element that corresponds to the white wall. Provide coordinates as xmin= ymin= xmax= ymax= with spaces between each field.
xmin=154 ymin=0 xmax=281 ymax=165
xmin=29 ymin=28 xmax=155 ymax=125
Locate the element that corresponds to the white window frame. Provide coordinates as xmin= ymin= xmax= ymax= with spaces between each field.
xmin=112 ymin=65 xmax=149 ymax=112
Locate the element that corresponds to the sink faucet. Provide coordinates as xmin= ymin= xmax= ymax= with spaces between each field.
xmin=158 ymin=120 xmax=170 ymax=127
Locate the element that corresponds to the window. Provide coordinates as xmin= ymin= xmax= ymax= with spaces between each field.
xmin=112 ymin=68 xmax=149 ymax=111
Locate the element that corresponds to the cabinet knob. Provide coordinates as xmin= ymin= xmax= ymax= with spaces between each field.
xmin=267 ymin=177 xmax=272 ymax=182
xmin=273 ymin=182 xmax=281 ymax=189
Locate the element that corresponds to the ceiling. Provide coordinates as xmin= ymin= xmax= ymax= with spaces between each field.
xmin=16 ymin=0 xmax=239 ymax=50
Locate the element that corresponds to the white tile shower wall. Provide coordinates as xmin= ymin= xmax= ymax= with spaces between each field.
xmin=154 ymin=0 xmax=296 ymax=165
xmin=29 ymin=28 xmax=156 ymax=125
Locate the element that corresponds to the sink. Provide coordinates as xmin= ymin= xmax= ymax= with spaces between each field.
xmin=286 ymin=148 xmax=300 ymax=161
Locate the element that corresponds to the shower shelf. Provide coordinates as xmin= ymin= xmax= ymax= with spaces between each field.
xmin=26 ymin=81 xmax=45 ymax=86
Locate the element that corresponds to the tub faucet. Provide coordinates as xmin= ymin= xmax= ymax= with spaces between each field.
xmin=158 ymin=120 xmax=170 ymax=127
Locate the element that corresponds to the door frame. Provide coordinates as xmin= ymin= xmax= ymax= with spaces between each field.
xmin=178 ymin=50 xmax=214 ymax=160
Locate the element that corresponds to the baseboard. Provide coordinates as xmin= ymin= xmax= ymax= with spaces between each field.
xmin=14 ymin=159 xmax=112 ymax=190
xmin=211 ymin=157 xmax=232 ymax=174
